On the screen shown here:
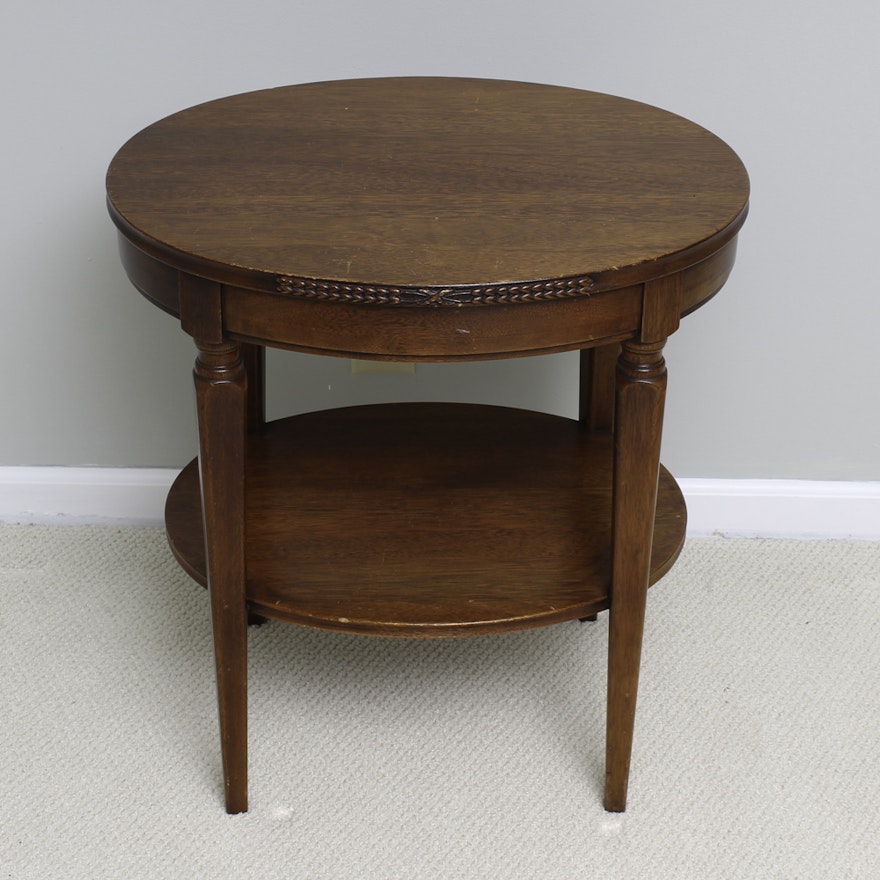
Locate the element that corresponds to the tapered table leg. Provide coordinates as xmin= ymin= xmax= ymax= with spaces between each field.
xmin=240 ymin=342 xmax=266 ymax=434
xmin=579 ymin=343 xmax=620 ymax=434
xmin=239 ymin=343 xmax=268 ymax=627
xmin=604 ymin=340 xmax=667 ymax=812
xmin=194 ymin=340 xmax=249 ymax=814
xmin=578 ymin=343 xmax=620 ymax=624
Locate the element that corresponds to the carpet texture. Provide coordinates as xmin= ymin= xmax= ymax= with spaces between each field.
xmin=1 ymin=524 xmax=878 ymax=878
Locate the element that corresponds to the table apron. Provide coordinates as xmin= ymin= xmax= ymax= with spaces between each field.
xmin=222 ymin=286 xmax=644 ymax=360
xmin=115 ymin=234 xmax=739 ymax=360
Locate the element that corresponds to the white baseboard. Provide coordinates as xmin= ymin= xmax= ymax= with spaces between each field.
xmin=1 ymin=468 xmax=878 ymax=539
xmin=679 ymin=478 xmax=880 ymax=540
xmin=0 ymin=467 xmax=178 ymax=526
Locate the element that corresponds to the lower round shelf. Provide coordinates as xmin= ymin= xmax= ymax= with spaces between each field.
xmin=166 ymin=403 xmax=686 ymax=637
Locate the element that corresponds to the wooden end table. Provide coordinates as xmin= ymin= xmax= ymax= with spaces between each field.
xmin=106 ymin=77 xmax=749 ymax=814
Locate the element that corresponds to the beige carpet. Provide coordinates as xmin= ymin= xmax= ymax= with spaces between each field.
xmin=2 ymin=524 xmax=878 ymax=878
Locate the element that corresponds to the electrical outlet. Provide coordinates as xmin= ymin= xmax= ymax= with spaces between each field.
xmin=350 ymin=360 xmax=415 ymax=375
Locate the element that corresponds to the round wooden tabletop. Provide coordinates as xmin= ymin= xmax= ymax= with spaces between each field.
xmin=107 ymin=77 xmax=749 ymax=302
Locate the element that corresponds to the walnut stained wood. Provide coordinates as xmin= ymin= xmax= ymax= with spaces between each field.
xmin=165 ymin=404 xmax=686 ymax=636
xmin=106 ymin=77 xmax=749 ymax=816
xmin=107 ymin=77 xmax=747 ymax=296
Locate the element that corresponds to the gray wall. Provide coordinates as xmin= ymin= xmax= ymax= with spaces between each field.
xmin=3 ymin=0 xmax=879 ymax=480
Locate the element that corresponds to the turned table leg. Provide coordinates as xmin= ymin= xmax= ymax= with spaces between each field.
xmin=194 ymin=340 xmax=249 ymax=814
xmin=604 ymin=339 xmax=667 ymax=812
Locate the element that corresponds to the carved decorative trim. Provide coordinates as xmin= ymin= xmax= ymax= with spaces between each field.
xmin=274 ymin=274 xmax=595 ymax=306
